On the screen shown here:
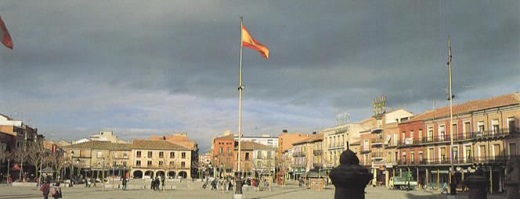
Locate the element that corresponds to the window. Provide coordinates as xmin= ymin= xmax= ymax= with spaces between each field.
xmin=227 ymin=147 xmax=232 ymax=155
xmin=510 ymin=143 xmax=517 ymax=156
xmin=136 ymin=160 xmax=141 ymax=167
xmin=159 ymin=161 xmax=164 ymax=166
xmin=418 ymin=130 xmax=423 ymax=142
xmin=147 ymin=151 xmax=152 ymax=158
xmin=492 ymin=119 xmax=499 ymax=134
xmin=123 ymin=152 xmax=128 ymax=158
xmin=453 ymin=146 xmax=459 ymax=163
xmin=122 ymin=161 xmax=127 ymax=167
xmin=170 ymin=152 xmax=175 ymax=158
xmin=181 ymin=162 xmax=185 ymax=168
xmin=257 ymin=151 xmax=263 ymax=159
xmin=220 ymin=147 xmax=223 ymax=154
xmin=440 ymin=147 xmax=447 ymax=162
xmin=493 ymin=144 xmax=500 ymax=158
xmin=464 ymin=122 xmax=471 ymax=138
xmin=439 ymin=125 xmax=446 ymax=141
xmin=428 ymin=148 xmax=434 ymax=163
xmin=478 ymin=121 xmax=485 ymax=132
xmin=410 ymin=152 xmax=415 ymax=164
xmin=452 ymin=123 xmax=458 ymax=138
xmin=245 ymin=152 xmax=250 ymax=161
xmin=267 ymin=151 xmax=272 ymax=159
xmin=478 ymin=145 xmax=486 ymax=161
xmin=181 ymin=152 xmax=186 ymax=159
xmin=464 ymin=145 xmax=472 ymax=163
xmin=159 ymin=152 xmax=164 ymax=158
xmin=147 ymin=161 xmax=152 ymax=166
xmin=170 ymin=161 xmax=175 ymax=166
xmin=427 ymin=127 xmax=434 ymax=141
xmin=508 ymin=117 xmax=517 ymax=134
xmin=97 ymin=151 xmax=103 ymax=158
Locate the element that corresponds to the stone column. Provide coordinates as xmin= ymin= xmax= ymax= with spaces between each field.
xmin=329 ymin=149 xmax=372 ymax=199
xmin=464 ymin=169 xmax=489 ymax=199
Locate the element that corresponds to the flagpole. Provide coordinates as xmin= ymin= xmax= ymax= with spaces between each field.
xmin=238 ymin=16 xmax=244 ymax=176
xmin=448 ymin=35 xmax=456 ymax=196
xmin=234 ymin=16 xmax=245 ymax=199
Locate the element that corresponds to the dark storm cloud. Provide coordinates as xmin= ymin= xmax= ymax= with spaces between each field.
xmin=0 ymin=0 xmax=518 ymax=151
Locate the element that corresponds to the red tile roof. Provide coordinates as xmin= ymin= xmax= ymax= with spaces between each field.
xmin=132 ymin=140 xmax=190 ymax=151
xmin=409 ymin=92 xmax=520 ymax=122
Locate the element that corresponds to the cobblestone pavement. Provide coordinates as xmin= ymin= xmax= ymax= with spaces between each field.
xmin=0 ymin=183 xmax=507 ymax=199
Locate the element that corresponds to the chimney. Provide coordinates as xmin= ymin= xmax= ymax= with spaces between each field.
xmin=282 ymin=129 xmax=288 ymax=133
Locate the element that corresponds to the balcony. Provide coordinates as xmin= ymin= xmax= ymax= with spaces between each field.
xmin=371 ymin=138 xmax=384 ymax=147
xmin=292 ymin=152 xmax=306 ymax=157
xmin=471 ymin=128 xmax=519 ymax=140
xmin=402 ymin=156 xmax=512 ymax=166
xmin=360 ymin=148 xmax=371 ymax=154
xmin=371 ymin=127 xmax=383 ymax=133
xmin=371 ymin=152 xmax=383 ymax=160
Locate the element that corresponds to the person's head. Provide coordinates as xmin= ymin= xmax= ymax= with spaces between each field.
xmin=55 ymin=182 xmax=60 ymax=186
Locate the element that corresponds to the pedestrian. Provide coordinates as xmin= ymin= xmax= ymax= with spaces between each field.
xmin=150 ymin=178 xmax=155 ymax=190
xmin=154 ymin=177 xmax=160 ymax=191
xmin=40 ymin=179 xmax=51 ymax=199
xmin=161 ymin=176 xmax=165 ymax=191
xmin=51 ymin=182 xmax=62 ymax=199
xmin=122 ymin=177 xmax=127 ymax=191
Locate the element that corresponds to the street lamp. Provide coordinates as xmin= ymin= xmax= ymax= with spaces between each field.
xmin=70 ymin=150 xmax=74 ymax=187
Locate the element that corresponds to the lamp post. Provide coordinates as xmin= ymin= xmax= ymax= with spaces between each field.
xmin=70 ymin=151 xmax=74 ymax=187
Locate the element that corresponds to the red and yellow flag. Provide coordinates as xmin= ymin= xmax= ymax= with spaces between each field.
xmin=0 ymin=16 xmax=13 ymax=50
xmin=242 ymin=22 xmax=269 ymax=59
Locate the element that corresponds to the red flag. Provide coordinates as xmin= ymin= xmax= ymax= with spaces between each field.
xmin=0 ymin=16 xmax=13 ymax=49
xmin=242 ymin=22 xmax=269 ymax=59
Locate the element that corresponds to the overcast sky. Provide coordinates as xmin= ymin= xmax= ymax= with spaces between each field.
xmin=0 ymin=0 xmax=518 ymax=152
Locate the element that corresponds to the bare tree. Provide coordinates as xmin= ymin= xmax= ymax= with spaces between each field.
xmin=27 ymin=141 xmax=47 ymax=182
xmin=51 ymin=152 xmax=68 ymax=181
xmin=0 ymin=150 xmax=13 ymax=181
xmin=14 ymin=144 xmax=31 ymax=181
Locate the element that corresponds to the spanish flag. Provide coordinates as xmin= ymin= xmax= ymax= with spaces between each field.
xmin=0 ymin=16 xmax=13 ymax=50
xmin=242 ymin=22 xmax=269 ymax=59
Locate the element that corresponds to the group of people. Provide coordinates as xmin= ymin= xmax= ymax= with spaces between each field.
xmin=39 ymin=179 xmax=62 ymax=199
xmin=150 ymin=176 xmax=165 ymax=191
xmin=203 ymin=177 xmax=234 ymax=191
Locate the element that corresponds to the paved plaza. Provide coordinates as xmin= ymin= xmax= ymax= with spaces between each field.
xmin=0 ymin=182 xmax=507 ymax=199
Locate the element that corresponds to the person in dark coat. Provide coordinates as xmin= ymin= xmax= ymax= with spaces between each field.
xmin=40 ymin=179 xmax=51 ymax=199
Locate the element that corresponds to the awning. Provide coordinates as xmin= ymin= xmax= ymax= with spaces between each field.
xmin=431 ymin=170 xmax=449 ymax=174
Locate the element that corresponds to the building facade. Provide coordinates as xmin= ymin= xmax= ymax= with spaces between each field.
xmin=397 ymin=92 xmax=520 ymax=193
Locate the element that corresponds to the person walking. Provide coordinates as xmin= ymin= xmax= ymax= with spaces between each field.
xmin=40 ymin=179 xmax=51 ymax=199
xmin=51 ymin=182 xmax=62 ymax=199
xmin=161 ymin=176 xmax=165 ymax=191
xmin=122 ymin=176 xmax=127 ymax=191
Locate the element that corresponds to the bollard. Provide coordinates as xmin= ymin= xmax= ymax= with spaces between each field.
xmin=329 ymin=149 xmax=372 ymax=199
xmin=463 ymin=169 xmax=489 ymax=199
xmin=233 ymin=178 xmax=243 ymax=199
